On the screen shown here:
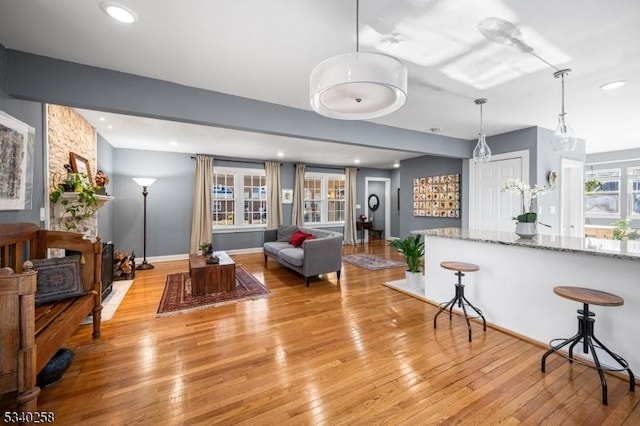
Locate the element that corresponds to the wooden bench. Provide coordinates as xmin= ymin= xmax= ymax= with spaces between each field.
xmin=0 ymin=223 xmax=102 ymax=413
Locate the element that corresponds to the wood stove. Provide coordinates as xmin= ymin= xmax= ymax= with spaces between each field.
xmin=101 ymin=243 xmax=114 ymax=301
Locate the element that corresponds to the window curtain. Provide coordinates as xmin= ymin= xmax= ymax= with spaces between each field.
xmin=265 ymin=161 xmax=282 ymax=228
xmin=190 ymin=154 xmax=214 ymax=253
xmin=344 ymin=167 xmax=358 ymax=245
xmin=291 ymin=164 xmax=306 ymax=226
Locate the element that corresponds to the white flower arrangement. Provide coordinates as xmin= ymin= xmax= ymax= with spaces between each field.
xmin=501 ymin=178 xmax=553 ymax=222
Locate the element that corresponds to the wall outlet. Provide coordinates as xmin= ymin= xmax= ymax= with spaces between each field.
xmin=40 ymin=207 xmax=45 ymax=221
xmin=356 ymin=204 xmax=361 ymax=209
xmin=549 ymin=205 xmax=556 ymax=214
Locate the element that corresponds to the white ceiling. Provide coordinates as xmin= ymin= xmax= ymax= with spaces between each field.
xmin=1 ymin=0 xmax=639 ymax=167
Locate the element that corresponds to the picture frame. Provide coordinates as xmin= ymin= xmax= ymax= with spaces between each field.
xmin=282 ymin=189 xmax=293 ymax=204
xmin=69 ymin=152 xmax=93 ymax=185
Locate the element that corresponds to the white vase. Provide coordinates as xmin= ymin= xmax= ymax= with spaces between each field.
xmin=515 ymin=222 xmax=538 ymax=239
xmin=405 ymin=271 xmax=422 ymax=290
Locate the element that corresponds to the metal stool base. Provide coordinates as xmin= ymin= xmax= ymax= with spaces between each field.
xmin=541 ymin=303 xmax=635 ymax=405
xmin=434 ymin=271 xmax=487 ymax=342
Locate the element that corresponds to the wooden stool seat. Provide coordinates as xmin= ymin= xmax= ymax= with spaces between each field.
xmin=440 ymin=261 xmax=479 ymax=273
xmin=554 ymin=286 xmax=624 ymax=306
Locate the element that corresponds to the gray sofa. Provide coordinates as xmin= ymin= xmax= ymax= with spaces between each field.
xmin=264 ymin=225 xmax=343 ymax=286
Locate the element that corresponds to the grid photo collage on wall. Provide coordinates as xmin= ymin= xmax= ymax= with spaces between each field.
xmin=413 ymin=174 xmax=460 ymax=218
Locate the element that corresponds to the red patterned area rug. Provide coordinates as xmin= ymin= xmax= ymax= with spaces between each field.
xmin=342 ymin=254 xmax=406 ymax=271
xmin=157 ymin=265 xmax=271 ymax=316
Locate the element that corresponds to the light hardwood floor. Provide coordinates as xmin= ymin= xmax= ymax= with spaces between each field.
xmin=6 ymin=241 xmax=639 ymax=424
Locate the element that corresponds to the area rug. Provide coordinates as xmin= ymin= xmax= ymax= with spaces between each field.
xmin=342 ymin=254 xmax=406 ymax=271
xmin=156 ymin=265 xmax=271 ymax=316
xmin=81 ymin=279 xmax=134 ymax=325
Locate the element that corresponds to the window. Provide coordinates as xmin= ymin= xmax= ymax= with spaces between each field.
xmin=212 ymin=167 xmax=266 ymax=228
xmin=303 ymin=172 xmax=345 ymax=224
xmin=584 ymin=168 xmax=620 ymax=216
xmin=629 ymin=167 xmax=640 ymax=218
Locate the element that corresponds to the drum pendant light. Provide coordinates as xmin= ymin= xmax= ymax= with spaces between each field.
xmin=309 ymin=0 xmax=408 ymax=120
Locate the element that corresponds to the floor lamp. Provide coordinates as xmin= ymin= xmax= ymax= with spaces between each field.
xmin=132 ymin=178 xmax=156 ymax=270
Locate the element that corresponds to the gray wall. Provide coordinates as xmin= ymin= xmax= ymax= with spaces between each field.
xmin=0 ymin=44 xmax=45 ymax=225
xmin=399 ymin=155 xmax=463 ymax=238
xmin=585 ymin=147 xmax=640 ymax=228
xmin=112 ymin=149 xmax=194 ymax=257
xmin=97 ymin=133 xmax=115 ymax=242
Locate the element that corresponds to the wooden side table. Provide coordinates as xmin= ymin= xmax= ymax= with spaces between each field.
xmin=189 ymin=251 xmax=236 ymax=296
xmin=356 ymin=220 xmax=372 ymax=245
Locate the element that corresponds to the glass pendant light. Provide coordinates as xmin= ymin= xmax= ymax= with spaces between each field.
xmin=551 ymin=68 xmax=577 ymax=152
xmin=473 ymin=98 xmax=491 ymax=163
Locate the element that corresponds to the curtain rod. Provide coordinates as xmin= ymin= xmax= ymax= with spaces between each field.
xmin=190 ymin=155 xmax=281 ymax=166
xmin=294 ymin=163 xmax=359 ymax=171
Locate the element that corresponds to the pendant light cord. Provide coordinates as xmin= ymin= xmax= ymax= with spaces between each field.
xmin=560 ymin=73 xmax=566 ymax=116
xmin=480 ymin=103 xmax=484 ymax=133
xmin=355 ymin=0 xmax=359 ymax=53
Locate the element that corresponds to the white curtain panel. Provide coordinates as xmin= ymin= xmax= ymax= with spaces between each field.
xmin=189 ymin=154 xmax=214 ymax=252
xmin=265 ymin=161 xmax=283 ymax=228
xmin=344 ymin=167 xmax=358 ymax=245
xmin=291 ymin=164 xmax=306 ymax=226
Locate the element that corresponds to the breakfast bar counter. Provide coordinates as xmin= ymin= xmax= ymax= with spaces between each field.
xmin=397 ymin=228 xmax=640 ymax=377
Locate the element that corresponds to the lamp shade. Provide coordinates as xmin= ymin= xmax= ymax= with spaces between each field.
xmin=132 ymin=178 xmax=156 ymax=187
xmin=310 ymin=52 xmax=407 ymax=120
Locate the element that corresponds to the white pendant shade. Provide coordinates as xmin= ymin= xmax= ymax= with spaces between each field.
xmin=132 ymin=177 xmax=156 ymax=187
xmin=310 ymin=52 xmax=408 ymax=120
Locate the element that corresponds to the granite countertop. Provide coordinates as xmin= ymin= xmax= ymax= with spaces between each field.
xmin=411 ymin=228 xmax=640 ymax=261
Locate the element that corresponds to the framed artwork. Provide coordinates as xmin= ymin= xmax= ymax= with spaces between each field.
xmin=69 ymin=152 xmax=93 ymax=185
xmin=282 ymin=189 xmax=293 ymax=204
xmin=412 ymin=173 xmax=460 ymax=218
xmin=0 ymin=111 xmax=34 ymax=210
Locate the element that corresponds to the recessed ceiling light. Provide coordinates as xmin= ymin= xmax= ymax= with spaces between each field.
xmin=107 ymin=125 xmax=113 ymax=129
xmin=100 ymin=2 xmax=139 ymax=24
xmin=99 ymin=117 xmax=105 ymax=121
xmin=599 ymin=80 xmax=626 ymax=91
xmin=169 ymin=141 xmax=178 ymax=146
xmin=277 ymin=152 xmax=284 ymax=157
xmin=393 ymin=162 xmax=400 ymax=168
xmin=354 ymin=159 xmax=361 ymax=164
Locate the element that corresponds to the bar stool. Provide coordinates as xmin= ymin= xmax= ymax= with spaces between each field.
xmin=541 ymin=286 xmax=635 ymax=405
xmin=434 ymin=261 xmax=486 ymax=342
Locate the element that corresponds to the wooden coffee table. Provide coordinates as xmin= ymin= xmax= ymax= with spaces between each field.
xmin=189 ymin=251 xmax=236 ymax=296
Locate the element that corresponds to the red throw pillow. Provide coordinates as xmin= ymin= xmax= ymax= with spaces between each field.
xmin=289 ymin=231 xmax=308 ymax=247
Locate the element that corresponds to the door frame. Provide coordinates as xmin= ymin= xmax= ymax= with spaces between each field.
xmin=364 ymin=177 xmax=391 ymax=240
xmin=560 ymin=158 xmax=584 ymax=237
xmin=468 ymin=150 xmax=530 ymax=230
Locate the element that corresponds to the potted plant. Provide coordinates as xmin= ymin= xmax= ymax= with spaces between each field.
xmin=50 ymin=171 xmax=102 ymax=231
xmin=390 ymin=234 xmax=425 ymax=289
xmin=612 ymin=218 xmax=639 ymax=240
xmin=198 ymin=242 xmax=213 ymax=256
xmin=501 ymin=178 xmax=553 ymax=238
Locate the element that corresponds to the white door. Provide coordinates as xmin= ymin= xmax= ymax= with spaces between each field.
xmin=560 ymin=159 xmax=584 ymax=237
xmin=470 ymin=151 xmax=529 ymax=232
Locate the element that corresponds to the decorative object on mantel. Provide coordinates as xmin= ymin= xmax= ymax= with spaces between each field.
xmin=95 ymin=170 xmax=110 ymax=194
xmin=69 ymin=152 xmax=94 ymax=185
xmin=50 ymin=164 xmax=111 ymax=231
xmin=389 ymin=234 xmax=425 ymax=289
xmin=472 ymin=98 xmax=491 ymax=163
xmin=501 ymin=178 xmax=553 ymax=239
xmin=309 ymin=0 xmax=407 ymax=120
xmin=132 ymin=178 xmax=156 ymax=270
xmin=412 ymin=174 xmax=460 ymax=217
